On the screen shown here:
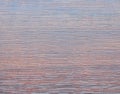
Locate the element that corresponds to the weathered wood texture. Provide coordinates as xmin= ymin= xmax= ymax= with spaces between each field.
xmin=0 ymin=0 xmax=120 ymax=94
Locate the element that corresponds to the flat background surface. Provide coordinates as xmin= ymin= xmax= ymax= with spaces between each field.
xmin=0 ymin=0 xmax=120 ymax=94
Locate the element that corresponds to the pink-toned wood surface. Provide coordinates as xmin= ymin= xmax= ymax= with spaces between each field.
xmin=0 ymin=0 xmax=120 ymax=94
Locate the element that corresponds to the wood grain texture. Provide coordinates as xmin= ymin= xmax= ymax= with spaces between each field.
xmin=0 ymin=0 xmax=120 ymax=94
